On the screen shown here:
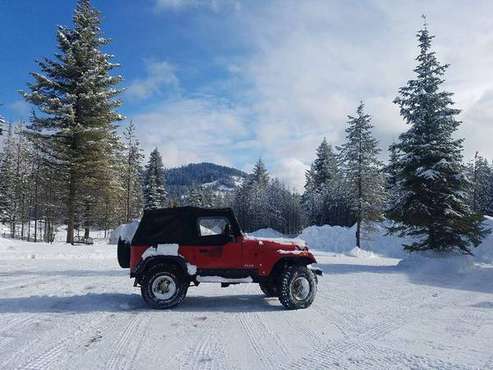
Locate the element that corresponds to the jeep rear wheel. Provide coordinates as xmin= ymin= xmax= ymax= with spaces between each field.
xmin=259 ymin=281 xmax=279 ymax=297
xmin=141 ymin=263 xmax=188 ymax=309
xmin=278 ymin=265 xmax=316 ymax=310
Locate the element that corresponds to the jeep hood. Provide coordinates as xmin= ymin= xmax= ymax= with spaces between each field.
xmin=244 ymin=235 xmax=307 ymax=248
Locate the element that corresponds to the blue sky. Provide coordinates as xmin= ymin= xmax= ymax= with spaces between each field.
xmin=1 ymin=0 xmax=493 ymax=190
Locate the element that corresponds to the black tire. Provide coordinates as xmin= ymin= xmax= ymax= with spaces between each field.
xmin=117 ymin=237 xmax=130 ymax=268
xmin=278 ymin=265 xmax=317 ymax=310
xmin=141 ymin=263 xmax=189 ymax=309
xmin=259 ymin=281 xmax=279 ymax=297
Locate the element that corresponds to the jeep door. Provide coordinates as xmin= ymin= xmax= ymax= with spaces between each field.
xmin=194 ymin=216 xmax=243 ymax=269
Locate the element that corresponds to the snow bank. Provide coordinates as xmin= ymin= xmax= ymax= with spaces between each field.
xmin=0 ymin=237 xmax=114 ymax=260
xmin=248 ymin=228 xmax=284 ymax=238
xmin=345 ymin=247 xmax=377 ymax=258
xmin=297 ymin=217 xmax=493 ymax=261
xmin=298 ymin=222 xmax=410 ymax=258
xmin=109 ymin=220 xmax=139 ymax=244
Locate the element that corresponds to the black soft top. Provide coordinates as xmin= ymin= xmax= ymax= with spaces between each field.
xmin=131 ymin=206 xmax=242 ymax=246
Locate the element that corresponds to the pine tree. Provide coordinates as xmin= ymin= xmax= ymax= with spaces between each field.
xmin=143 ymin=148 xmax=167 ymax=209
xmin=339 ymin=102 xmax=385 ymax=248
xmin=311 ymin=138 xmax=338 ymax=187
xmin=0 ymin=123 xmax=16 ymax=223
xmin=0 ymin=112 xmax=5 ymax=136
xmin=466 ymin=152 xmax=492 ymax=215
xmin=23 ymin=0 xmax=123 ymax=243
xmin=122 ymin=121 xmax=144 ymax=221
xmin=248 ymin=158 xmax=270 ymax=188
xmin=303 ymin=138 xmax=353 ymax=227
xmin=388 ymin=20 xmax=487 ymax=254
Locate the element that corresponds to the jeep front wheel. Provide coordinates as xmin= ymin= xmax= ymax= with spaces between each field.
xmin=141 ymin=263 xmax=188 ymax=309
xmin=278 ymin=265 xmax=316 ymax=310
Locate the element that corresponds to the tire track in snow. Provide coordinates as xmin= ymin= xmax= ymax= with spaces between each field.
xmin=178 ymin=333 xmax=226 ymax=370
xmin=284 ymin=286 xmax=483 ymax=369
xmin=0 ymin=314 xmax=38 ymax=338
xmin=0 ymin=314 xmax=41 ymax=358
xmin=105 ymin=313 xmax=151 ymax=370
xmin=0 ymin=277 xmax=60 ymax=293
xmin=12 ymin=314 xmax=113 ymax=370
xmin=285 ymin=338 xmax=470 ymax=370
xmin=173 ymin=311 xmax=231 ymax=370
xmin=237 ymin=311 xmax=291 ymax=369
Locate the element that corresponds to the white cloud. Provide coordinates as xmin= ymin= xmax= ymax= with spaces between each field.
xmin=230 ymin=0 xmax=493 ymax=187
xmin=142 ymin=0 xmax=493 ymax=190
xmin=271 ymin=158 xmax=309 ymax=192
xmin=126 ymin=60 xmax=179 ymax=100
xmin=131 ymin=97 xmax=251 ymax=168
xmin=155 ymin=0 xmax=240 ymax=12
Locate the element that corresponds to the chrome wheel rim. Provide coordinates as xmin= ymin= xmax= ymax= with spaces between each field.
xmin=151 ymin=275 xmax=177 ymax=300
xmin=291 ymin=276 xmax=310 ymax=301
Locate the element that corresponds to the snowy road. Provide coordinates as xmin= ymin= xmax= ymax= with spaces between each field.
xmin=1 ymin=240 xmax=493 ymax=369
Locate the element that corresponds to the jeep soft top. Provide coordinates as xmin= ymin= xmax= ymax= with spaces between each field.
xmin=118 ymin=207 xmax=321 ymax=310
xmin=131 ymin=207 xmax=242 ymax=246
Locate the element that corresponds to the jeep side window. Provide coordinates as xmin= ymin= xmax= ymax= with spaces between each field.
xmin=198 ymin=217 xmax=229 ymax=237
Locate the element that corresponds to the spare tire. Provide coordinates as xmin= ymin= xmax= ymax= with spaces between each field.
xmin=117 ymin=237 xmax=131 ymax=268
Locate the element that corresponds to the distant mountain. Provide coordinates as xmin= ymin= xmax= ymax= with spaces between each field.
xmin=165 ymin=162 xmax=247 ymax=196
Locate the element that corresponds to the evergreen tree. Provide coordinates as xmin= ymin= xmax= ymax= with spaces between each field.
xmin=388 ymin=20 xmax=487 ymax=254
xmin=143 ymin=148 xmax=167 ymax=209
xmin=0 ymin=123 xmax=15 ymax=223
xmin=466 ymin=152 xmax=492 ymax=215
xmin=23 ymin=0 xmax=123 ymax=243
xmin=0 ymin=112 xmax=5 ymax=136
xmin=303 ymin=138 xmax=353 ymax=227
xmin=248 ymin=158 xmax=270 ymax=188
xmin=339 ymin=102 xmax=385 ymax=248
xmin=122 ymin=121 xmax=144 ymax=221
xmin=311 ymin=138 xmax=338 ymax=187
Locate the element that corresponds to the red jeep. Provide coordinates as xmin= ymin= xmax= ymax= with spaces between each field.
xmin=118 ymin=207 xmax=321 ymax=310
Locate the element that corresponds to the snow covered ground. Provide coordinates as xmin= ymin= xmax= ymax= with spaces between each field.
xmin=1 ymin=236 xmax=493 ymax=369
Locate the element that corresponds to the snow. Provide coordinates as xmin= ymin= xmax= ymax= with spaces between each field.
xmin=1 ymin=236 xmax=493 ymax=369
xmin=141 ymin=243 xmax=179 ymax=259
xmin=248 ymin=228 xmax=284 ymax=238
xmin=298 ymin=222 xmax=412 ymax=258
xmin=245 ymin=235 xmax=307 ymax=247
xmin=277 ymin=249 xmax=304 ymax=255
xmin=245 ymin=229 xmax=307 ymax=247
xmin=108 ymin=220 xmax=139 ymax=244
xmin=1 ymin=235 xmax=493 ymax=369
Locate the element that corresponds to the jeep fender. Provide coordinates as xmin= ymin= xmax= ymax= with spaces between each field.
xmin=132 ymin=255 xmax=189 ymax=283
xmin=268 ymin=256 xmax=316 ymax=280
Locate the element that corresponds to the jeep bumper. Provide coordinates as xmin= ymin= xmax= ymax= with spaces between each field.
xmin=309 ymin=266 xmax=323 ymax=276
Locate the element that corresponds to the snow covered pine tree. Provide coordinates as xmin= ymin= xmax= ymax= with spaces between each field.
xmin=121 ymin=121 xmax=144 ymax=221
xmin=388 ymin=19 xmax=488 ymax=254
xmin=23 ymin=0 xmax=123 ymax=243
xmin=303 ymin=138 xmax=353 ymax=227
xmin=143 ymin=148 xmax=167 ymax=209
xmin=466 ymin=152 xmax=493 ymax=216
xmin=339 ymin=102 xmax=385 ymax=248
xmin=0 ymin=112 xmax=5 ymax=136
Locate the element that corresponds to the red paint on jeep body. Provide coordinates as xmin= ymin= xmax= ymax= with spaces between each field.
xmin=130 ymin=235 xmax=317 ymax=278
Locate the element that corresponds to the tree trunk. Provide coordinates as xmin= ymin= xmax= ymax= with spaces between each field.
xmin=84 ymin=227 xmax=89 ymax=239
xmin=356 ymin=219 xmax=361 ymax=248
xmin=66 ymin=171 xmax=76 ymax=244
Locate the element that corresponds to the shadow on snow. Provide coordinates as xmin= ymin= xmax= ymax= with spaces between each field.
xmin=0 ymin=292 xmax=282 ymax=314
xmin=317 ymin=261 xmax=493 ymax=295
